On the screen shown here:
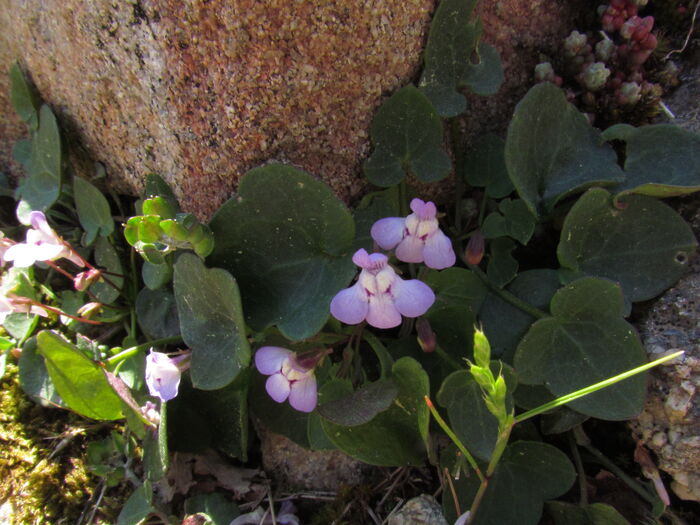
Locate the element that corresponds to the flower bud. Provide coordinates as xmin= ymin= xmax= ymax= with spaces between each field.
xmin=73 ymin=268 xmax=102 ymax=292
xmin=465 ymin=231 xmax=485 ymax=266
xmin=473 ymin=329 xmax=491 ymax=369
xmin=618 ymin=81 xmax=642 ymax=105
xmin=581 ymin=62 xmax=611 ymax=91
xmin=77 ymin=302 xmax=103 ymax=318
xmin=564 ymin=31 xmax=588 ymax=57
xmin=534 ymin=62 xmax=555 ymax=83
xmin=470 ymin=365 xmax=493 ymax=391
xmin=416 ymin=317 xmax=436 ymax=353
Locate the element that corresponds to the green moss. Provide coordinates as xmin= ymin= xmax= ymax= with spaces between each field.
xmin=0 ymin=364 xmax=103 ymax=523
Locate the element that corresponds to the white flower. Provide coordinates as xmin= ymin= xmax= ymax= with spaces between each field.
xmin=4 ymin=211 xmax=83 ymax=268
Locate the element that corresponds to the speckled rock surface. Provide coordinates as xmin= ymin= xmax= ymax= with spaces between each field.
xmin=257 ymin=424 xmax=366 ymax=491
xmin=388 ymin=494 xmax=448 ymax=525
xmin=0 ymin=0 xmax=584 ymax=220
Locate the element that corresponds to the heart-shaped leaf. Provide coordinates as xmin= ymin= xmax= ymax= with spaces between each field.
xmin=37 ymin=331 xmax=123 ymax=420
xmin=320 ymin=357 xmax=429 ymax=466
xmin=545 ymin=501 xmax=630 ymax=525
xmin=481 ymin=198 xmax=536 ymax=245
xmin=443 ymin=441 xmax=575 ymax=525
xmin=363 ymin=86 xmax=451 ymax=186
xmin=505 ymin=83 xmax=624 ymax=216
xmin=463 ymin=134 xmax=514 ymax=198
xmin=603 ymin=124 xmax=700 ymax=199
xmin=90 ymin=237 xmax=124 ymax=304
xmin=462 ymin=43 xmax=504 ymax=96
xmin=418 ymin=0 xmax=482 ymax=117
xmin=74 ymin=176 xmax=114 ymax=245
xmin=174 ymin=253 xmax=250 ymax=390
xmin=514 ymin=277 xmax=647 ymax=420
xmin=135 ymin=288 xmax=180 ymax=339
xmin=557 ymin=188 xmax=697 ymax=302
xmin=209 ymin=164 xmax=356 ymax=340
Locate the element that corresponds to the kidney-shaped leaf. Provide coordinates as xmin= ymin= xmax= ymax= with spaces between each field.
xmin=603 ymin=124 xmax=700 ymax=199
xmin=174 ymin=253 xmax=250 ymax=390
xmin=37 ymin=331 xmax=123 ymax=420
xmin=74 ymin=176 xmax=114 ymax=245
xmin=317 ymin=379 xmax=398 ymax=426
xmin=514 ymin=277 xmax=647 ymax=420
xmin=558 ymin=188 xmax=697 ymax=303
xmin=209 ymin=164 xmax=356 ymax=340
xmin=320 ymin=357 xmax=429 ymax=466
xmin=505 ymin=83 xmax=624 ymax=216
xmin=363 ymin=86 xmax=451 ymax=186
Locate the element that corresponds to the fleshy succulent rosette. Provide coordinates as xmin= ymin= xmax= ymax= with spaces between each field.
xmin=370 ymin=198 xmax=455 ymax=270
xmin=330 ymin=248 xmax=435 ymax=329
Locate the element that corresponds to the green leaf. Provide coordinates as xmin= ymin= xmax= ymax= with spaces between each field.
xmin=73 ymin=176 xmax=114 ymax=245
xmin=487 ymin=237 xmax=518 ymax=288
xmin=445 ymin=441 xmax=575 ymax=525
xmin=463 ymin=134 xmax=514 ymax=198
xmin=12 ymin=139 xmax=32 ymax=169
xmin=90 ymin=236 xmax=124 ymax=304
xmin=142 ymin=173 xmax=180 ymax=212
xmin=1 ymin=267 xmax=39 ymax=340
xmin=144 ymin=403 xmax=168 ymax=481
xmin=437 ymin=370 xmax=498 ymax=461
xmin=3 ymin=313 xmax=39 ymax=341
xmin=505 ymin=83 xmax=624 ymax=216
xmin=418 ymin=0 xmax=480 ymax=117
xmin=141 ymin=260 xmax=173 ymax=290
xmin=424 ymin=268 xmax=487 ymax=360
xmin=320 ymin=357 xmax=429 ymax=466
xmin=135 ymin=288 xmax=180 ymax=339
xmin=462 ymin=43 xmax=504 ymax=96
xmin=17 ymin=104 xmax=63 ymax=213
xmin=545 ymin=502 xmax=630 ymax=525
xmin=317 ymin=380 xmax=398 ymax=426
xmin=37 ymin=331 xmax=123 ymax=420
xmin=9 ymin=63 xmax=39 ymax=129
xmin=363 ymin=85 xmax=451 ymax=186
xmin=184 ymin=493 xmax=240 ymax=525
xmin=209 ymin=164 xmax=356 ymax=340
xmin=557 ymin=188 xmax=697 ymax=302
xmin=173 ymin=253 xmax=250 ymax=390
xmin=604 ymin=124 xmax=700 ymax=199
xmin=19 ymin=336 xmax=63 ymax=407
xmin=117 ymin=483 xmax=154 ymax=525
xmin=514 ymin=277 xmax=648 ymax=420
xmin=352 ymin=188 xmax=399 ymax=252
xmin=481 ymin=199 xmax=536 ymax=245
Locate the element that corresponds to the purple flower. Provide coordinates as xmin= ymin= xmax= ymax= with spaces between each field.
xmin=4 ymin=211 xmax=84 ymax=268
xmin=371 ymin=198 xmax=455 ymax=269
xmin=330 ymin=248 xmax=435 ymax=329
xmin=145 ymin=350 xmax=190 ymax=402
xmin=254 ymin=346 xmax=318 ymax=413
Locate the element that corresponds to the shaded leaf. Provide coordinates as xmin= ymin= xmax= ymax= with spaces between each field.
xmin=174 ymin=253 xmax=250 ymax=390
xmin=209 ymin=164 xmax=356 ymax=340
xmin=557 ymin=188 xmax=697 ymax=302
xmin=37 ymin=331 xmax=123 ymax=420
xmin=487 ymin=237 xmax=518 ymax=288
xmin=604 ymin=124 xmax=700 ymax=199
xmin=144 ymin=403 xmax=168 ymax=481
xmin=545 ymin=501 xmax=630 ymax=525
xmin=462 ymin=43 xmax=504 ymax=96
xmin=352 ymin=188 xmax=399 ymax=252
xmin=364 ymin=86 xmax=451 ymax=186
xmin=514 ymin=277 xmax=647 ymax=420
xmin=320 ymin=357 xmax=429 ymax=466
xmin=9 ymin=63 xmax=39 ymax=129
xmin=184 ymin=493 xmax=240 ymax=525
xmin=317 ymin=380 xmax=398 ymax=426
xmin=142 ymin=260 xmax=172 ymax=290
xmin=74 ymin=176 xmax=114 ymax=245
xmin=505 ymin=83 xmax=624 ymax=216
xmin=135 ymin=288 xmax=180 ymax=340
xmin=463 ymin=134 xmax=514 ymax=198
xmin=19 ymin=336 xmax=63 ymax=407
xmin=90 ymin=236 xmax=124 ymax=304
xmin=117 ymin=483 xmax=154 ymax=525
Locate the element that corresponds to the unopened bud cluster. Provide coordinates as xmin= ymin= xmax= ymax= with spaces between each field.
xmin=469 ymin=330 xmax=510 ymax=426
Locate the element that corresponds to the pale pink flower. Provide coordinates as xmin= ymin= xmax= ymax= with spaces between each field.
xmin=254 ymin=346 xmax=318 ymax=413
xmin=371 ymin=198 xmax=455 ymax=269
xmin=145 ymin=350 xmax=190 ymax=402
xmin=330 ymin=249 xmax=435 ymax=329
xmin=4 ymin=211 xmax=84 ymax=268
xmin=0 ymin=295 xmax=47 ymax=324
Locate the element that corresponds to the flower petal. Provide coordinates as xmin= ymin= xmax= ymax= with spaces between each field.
xmin=454 ymin=511 xmax=471 ymax=525
xmin=395 ymin=235 xmax=425 ymax=263
xmin=423 ymin=230 xmax=456 ymax=269
xmin=366 ymin=294 xmax=402 ymax=329
xmin=392 ymin=278 xmax=435 ymax=318
xmin=370 ymin=217 xmax=405 ymax=250
xmin=289 ymin=375 xmax=317 ymax=412
xmin=330 ymin=282 xmax=369 ymax=325
xmin=255 ymin=346 xmax=291 ymax=375
xmin=266 ymin=373 xmax=291 ymax=403
xmin=145 ymin=351 xmax=183 ymax=401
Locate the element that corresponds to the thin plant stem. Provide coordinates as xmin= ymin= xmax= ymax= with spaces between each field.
xmin=568 ymin=431 xmax=589 ymax=505
xmin=105 ymin=336 xmax=184 ymax=366
xmin=44 ymin=260 xmax=76 ymax=282
xmin=514 ymin=350 xmax=684 ymax=424
xmin=467 ymin=263 xmax=548 ymax=319
xmin=424 ymin=396 xmax=485 ymax=483
xmin=19 ymin=299 xmax=104 ymax=325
